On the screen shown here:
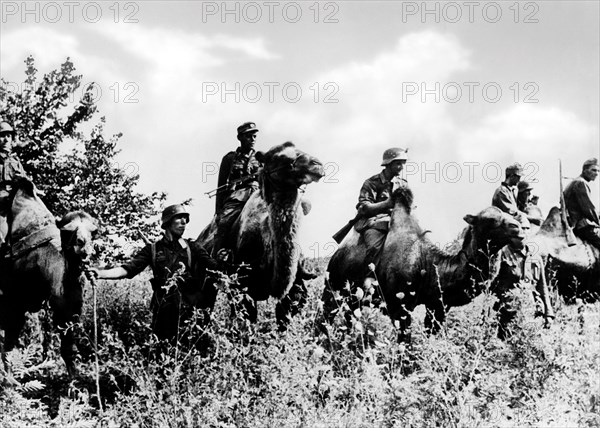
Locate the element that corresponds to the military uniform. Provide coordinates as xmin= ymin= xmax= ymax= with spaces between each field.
xmin=563 ymin=174 xmax=600 ymax=249
xmin=0 ymin=155 xmax=27 ymax=245
xmin=355 ymin=147 xmax=409 ymax=264
xmin=491 ymin=243 xmax=554 ymax=339
xmin=492 ymin=182 xmax=520 ymax=217
xmin=121 ymin=237 xmax=218 ymax=340
xmin=214 ymin=147 xmax=261 ymax=253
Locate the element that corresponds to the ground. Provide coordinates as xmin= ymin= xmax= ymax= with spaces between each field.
xmin=1 ymin=257 xmax=599 ymax=428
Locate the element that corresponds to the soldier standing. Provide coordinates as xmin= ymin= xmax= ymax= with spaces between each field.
xmin=92 ymin=204 xmax=221 ymax=342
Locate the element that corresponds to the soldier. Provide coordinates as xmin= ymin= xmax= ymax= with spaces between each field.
xmin=492 ymin=163 xmax=527 ymax=223
xmin=0 ymin=121 xmax=28 ymax=248
xmin=563 ymin=158 xmax=600 ymax=249
xmin=517 ymin=181 xmax=543 ymax=226
xmin=92 ymin=204 xmax=222 ymax=342
xmin=214 ymin=122 xmax=262 ymax=254
xmin=491 ymin=220 xmax=554 ymax=340
xmin=355 ymin=147 xmax=409 ymax=267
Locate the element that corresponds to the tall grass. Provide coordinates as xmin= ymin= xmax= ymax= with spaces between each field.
xmin=1 ymin=261 xmax=599 ymax=427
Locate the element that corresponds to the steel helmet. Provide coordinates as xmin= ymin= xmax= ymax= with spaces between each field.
xmin=381 ymin=148 xmax=408 ymax=166
xmin=161 ymin=204 xmax=189 ymax=229
xmin=0 ymin=122 xmax=15 ymax=134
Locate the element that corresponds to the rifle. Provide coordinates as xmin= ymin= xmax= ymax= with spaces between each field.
xmin=559 ymin=160 xmax=577 ymax=246
xmin=332 ymin=214 xmax=361 ymax=244
xmin=204 ymin=173 xmax=259 ymax=198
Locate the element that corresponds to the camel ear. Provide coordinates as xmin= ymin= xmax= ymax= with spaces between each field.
xmin=59 ymin=221 xmax=77 ymax=232
xmin=464 ymin=214 xmax=477 ymax=225
xmin=255 ymin=151 xmax=265 ymax=163
xmin=59 ymin=219 xmax=79 ymax=232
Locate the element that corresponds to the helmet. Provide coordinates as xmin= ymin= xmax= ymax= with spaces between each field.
xmin=0 ymin=122 xmax=15 ymax=134
xmin=505 ymin=163 xmax=523 ymax=177
xmin=161 ymin=204 xmax=189 ymax=229
xmin=381 ymin=148 xmax=408 ymax=166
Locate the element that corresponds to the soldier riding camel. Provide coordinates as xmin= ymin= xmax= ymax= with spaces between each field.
xmin=0 ymin=121 xmax=28 ymax=253
xmin=355 ymin=147 xmax=409 ymax=273
xmin=563 ymin=157 xmax=600 ymax=249
xmin=492 ymin=162 xmax=529 ymax=225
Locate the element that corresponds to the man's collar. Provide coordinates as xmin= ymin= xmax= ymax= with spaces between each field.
xmin=161 ymin=235 xmax=187 ymax=248
xmin=236 ymin=147 xmax=254 ymax=156
xmin=379 ymin=171 xmax=391 ymax=184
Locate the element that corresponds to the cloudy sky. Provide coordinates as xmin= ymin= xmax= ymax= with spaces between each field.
xmin=1 ymin=1 xmax=599 ymax=256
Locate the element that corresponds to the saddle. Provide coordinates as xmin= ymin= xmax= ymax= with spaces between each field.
xmin=5 ymin=178 xmax=61 ymax=260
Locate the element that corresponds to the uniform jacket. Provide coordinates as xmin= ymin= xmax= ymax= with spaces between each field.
xmin=354 ymin=172 xmax=407 ymax=232
xmin=492 ymin=182 xmax=519 ymax=216
xmin=121 ymin=236 xmax=217 ymax=293
xmin=563 ymin=175 xmax=600 ymax=230
xmin=216 ymin=148 xmax=261 ymax=214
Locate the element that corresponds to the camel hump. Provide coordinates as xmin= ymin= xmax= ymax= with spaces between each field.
xmin=540 ymin=206 xmax=562 ymax=233
xmin=12 ymin=176 xmax=36 ymax=198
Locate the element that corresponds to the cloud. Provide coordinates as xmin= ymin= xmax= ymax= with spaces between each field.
xmin=0 ymin=27 xmax=80 ymax=74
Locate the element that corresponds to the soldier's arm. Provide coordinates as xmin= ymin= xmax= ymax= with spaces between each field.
xmin=93 ymin=244 xmax=152 ymax=280
xmin=216 ymin=154 xmax=233 ymax=213
xmin=573 ymin=180 xmax=600 ymax=224
xmin=356 ymin=180 xmax=392 ymax=217
xmin=493 ymin=188 xmax=519 ymax=216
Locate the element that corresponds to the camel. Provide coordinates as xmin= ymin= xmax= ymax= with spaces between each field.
xmin=323 ymin=186 xmax=524 ymax=341
xmin=529 ymin=206 xmax=600 ymax=300
xmin=197 ymin=142 xmax=324 ymax=329
xmin=0 ymin=178 xmax=97 ymax=380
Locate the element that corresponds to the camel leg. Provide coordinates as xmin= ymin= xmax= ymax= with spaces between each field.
xmin=321 ymin=277 xmax=343 ymax=325
xmin=275 ymin=281 xmax=307 ymax=332
xmin=424 ymin=301 xmax=446 ymax=336
xmin=49 ymin=283 xmax=83 ymax=377
xmin=389 ymin=302 xmax=412 ymax=343
xmin=0 ymin=296 xmax=26 ymax=386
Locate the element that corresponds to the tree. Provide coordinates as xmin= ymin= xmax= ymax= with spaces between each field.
xmin=0 ymin=56 xmax=167 ymax=263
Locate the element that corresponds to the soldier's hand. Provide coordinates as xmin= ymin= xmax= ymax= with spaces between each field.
xmin=216 ymin=248 xmax=232 ymax=264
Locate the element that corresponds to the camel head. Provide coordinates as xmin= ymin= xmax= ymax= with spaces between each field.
xmin=391 ymin=186 xmax=414 ymax=214
xmin=464 ymin=206 xmax=523 ymax=252
xmin=56 ymin=211 xmax=98 ymax=260
xmin=256 ymin=142 xmax=324 ymax=203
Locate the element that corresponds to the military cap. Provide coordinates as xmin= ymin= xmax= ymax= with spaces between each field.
xmin=161 ymin=204 xmax=189 ymax=229
xmin=517 ymin=181 xmax=534 ymax=193
xmin=583 ymin=158 xmax=599 ymax=169
xmin=505 ymin=163 xmax=523 ymax=177
xmin=237 ymin=122 xmax=259 ymax=136
xmin=381 ymin=147 xmax=409 ymax=166
xmin=0 ymin=121 xmax=15 ymax=135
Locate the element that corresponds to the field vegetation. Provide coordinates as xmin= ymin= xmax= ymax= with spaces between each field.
xmin=1 ymin=259 xmax=599 ymax=428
